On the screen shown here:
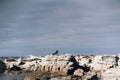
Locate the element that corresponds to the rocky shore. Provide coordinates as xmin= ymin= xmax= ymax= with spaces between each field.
xmin=0 ymin=53 xmax=120 ymax=80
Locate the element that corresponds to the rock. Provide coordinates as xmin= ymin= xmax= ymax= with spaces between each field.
xmin=78 ymin=64 xmax=90 ymax=72
xmin=75 ymin=55 xmax=94 ymax=66
xmin=17 ymin=57 xmax=25 ymax=65
xmin=3 ymin=54 xmax=120 ymax=80
xmin=24 ymin=76 xmax=36 ymax=80
xmin=82 ymin=73 xmax=92 ymax=80
xmin=40 ymin=74 xmax=50 ymax=80
xmin=50 ymin=76 xmax=71 ymax=80
xmin=0 ymin=60 xmax=6 ymax=74
xmin=12 ymin=78 xmax=17 ymax=80
xmin=101 ymin=68 xmax=120 ymax=80
xmin=4 ymin=58 xmax=21 ymax=69
xmin=9 ymin=65 xmax=21 ymax=71
xmin=5 ymin=58 xmax=17 ymax=62
xmin=73 ymin=68 xmax=83 ymax=77
xmin=21 ymin=54 xmax=79 ymax=76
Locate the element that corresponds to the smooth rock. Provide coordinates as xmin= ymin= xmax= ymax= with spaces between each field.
xmin=73 ymin=68 xmax=83 ymax=77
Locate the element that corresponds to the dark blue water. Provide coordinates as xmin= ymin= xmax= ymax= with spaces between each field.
xmin=0 ymin=72 xmax=25 ymax=80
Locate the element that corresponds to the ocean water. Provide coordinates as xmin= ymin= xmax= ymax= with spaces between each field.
xmin=0 ymin=72 xmax=26 ymax=80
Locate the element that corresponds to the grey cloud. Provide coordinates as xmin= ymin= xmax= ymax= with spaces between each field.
xmin=0 ymin=0 xmax=120 ymax=56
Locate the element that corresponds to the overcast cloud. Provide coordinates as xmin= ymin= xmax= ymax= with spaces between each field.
xmin=0 ymin=0 xmax=120 ymax=56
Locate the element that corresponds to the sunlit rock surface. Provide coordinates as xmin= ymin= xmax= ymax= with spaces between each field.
xmin=3 ymin=54 xmax=120 ymax=80
xmin=20 ymin=54 xmax=79 ymax=75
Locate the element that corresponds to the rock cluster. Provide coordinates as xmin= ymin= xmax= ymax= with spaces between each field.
xmin=20 ymin=54 xmax=79 ymax=75
xmin=75 ymin=54 xmax=120 ymax=70
xmin=3 ymin=54 xmax=120 ymax=80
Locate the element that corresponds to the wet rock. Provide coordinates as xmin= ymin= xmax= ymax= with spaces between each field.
xmin=50 ymin=76 xmax=71 ymax=80
xmin=24 ymin=76 xmax=36 ymax=80
xmin=40 ymin=74 xmax=50 ymax=80
xmin=0 ymin=60 xmax=6 ymax=74
xmin=12 ymin=78 xmax=17 ymax=80
xmin=9 ymin=65 xmax=21 ymax=71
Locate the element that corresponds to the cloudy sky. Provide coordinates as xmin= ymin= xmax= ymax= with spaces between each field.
xmin=0 ymin=0 xmax=120 ymax=56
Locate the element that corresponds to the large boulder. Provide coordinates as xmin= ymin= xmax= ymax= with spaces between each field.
xmin=21 ymin=54 xmax=79 ymax=76
xmin=0 ymin=60 xmax=6 ymax=74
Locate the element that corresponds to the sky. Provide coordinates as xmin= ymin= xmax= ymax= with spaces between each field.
xmin=0 ymin=0 xmax=120 ymax=56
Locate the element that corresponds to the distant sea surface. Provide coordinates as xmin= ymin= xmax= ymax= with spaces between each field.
xmin=0 ymin=48 xmax=120 ymax=57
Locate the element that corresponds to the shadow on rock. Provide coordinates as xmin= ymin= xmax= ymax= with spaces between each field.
xmin=0 ymin=60 xmax=6 ymax=74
